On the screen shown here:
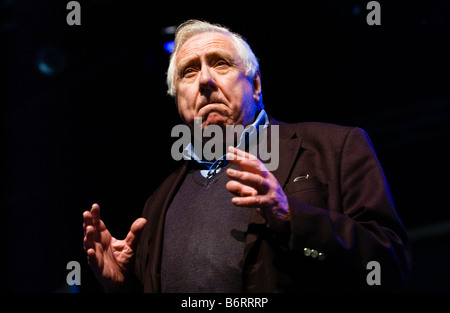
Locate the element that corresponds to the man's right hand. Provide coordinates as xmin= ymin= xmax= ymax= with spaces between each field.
xmin=82 ymin=203 xmax=147 ymax=292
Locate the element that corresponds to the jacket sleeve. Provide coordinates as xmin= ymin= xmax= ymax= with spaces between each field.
xmin=286 ymin=127 xmax=412 ymax=290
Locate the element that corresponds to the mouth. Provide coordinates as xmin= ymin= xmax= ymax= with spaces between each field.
xmin=195 ymin=102 xmax=229 ymax=125
xmin=198 ymin=101 xmax=226 ymax=114
xmin=198 ymin=100 xmax=224 ymax=109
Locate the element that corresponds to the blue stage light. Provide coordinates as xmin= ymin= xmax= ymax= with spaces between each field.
xmin=352 ymin=6 xmax=361 ymax=15
xmin=37 ymin=46 xmax=67 ymax=76
xmin=164 ymin=41 xmax=175 ymax=53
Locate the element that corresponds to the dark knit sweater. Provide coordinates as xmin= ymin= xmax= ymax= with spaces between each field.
xmin=161 ymin=163 xmax=251 ymax=293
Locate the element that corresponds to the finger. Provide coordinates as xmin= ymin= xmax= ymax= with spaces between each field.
xmin=83 ymin=210 xmax=93 ymax=226
xmin=86 ymin=248 xmax=99 ymax=269
xmin=90 ymin=203 xmax=101 ymax=226
xmin=226 ymin=155 xmax=263 ymax=176
xmin=226 ymin=147 xmax=267 ymax=177
xmin=89 ymin=203 xmax=109 ymax=233
xmin=228 ymin=146 xmax=257 ymax=159
xmin=226 ymin=146 xmax=257 ymax=164
xmin=84 ymin=225 xmax=101 ymax=270
xmin=231 ymin=195 xmax=269 ymax=208
xmin=226 ymin=168 xmax=270 ymax=194
xmin=83 ymin=210 xmax=93 ymax=236
xmin=124 ymin=218 xmax=147 ymax=251
xmin=226 ymin=180 xmax=258 ymax=197
xmin=84 ymin=225 xmax=96 ymax=251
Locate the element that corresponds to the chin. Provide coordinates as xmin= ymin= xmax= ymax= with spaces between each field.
xmin=203 ymin=112 xmax=230 ymax=129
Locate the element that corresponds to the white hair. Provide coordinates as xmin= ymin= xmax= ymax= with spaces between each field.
xmin=166 ymin=20 xmax=260 ymax=98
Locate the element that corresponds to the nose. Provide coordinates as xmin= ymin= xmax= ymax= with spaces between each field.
xmin=199 ymin=67 xmax=217 ymax=95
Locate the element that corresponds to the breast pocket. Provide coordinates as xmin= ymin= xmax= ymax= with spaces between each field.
xmin=284 ymin=176 xmax=328 ymax=209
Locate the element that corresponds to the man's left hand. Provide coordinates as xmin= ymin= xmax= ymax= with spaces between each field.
xmin=225 ymin=146 xmax=290 ymax=233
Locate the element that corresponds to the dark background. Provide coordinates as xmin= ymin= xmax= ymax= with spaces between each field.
xmin=2 ymin=0 xmax=450 ymax=293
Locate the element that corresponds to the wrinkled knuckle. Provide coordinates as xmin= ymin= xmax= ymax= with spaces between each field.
xmin=259 ymin=177 xmax=267 ymax=187
xmin=256 ymin=196 xmax=264 ymax=206
xmin=239 ymin=171 xmax=249 ymax=180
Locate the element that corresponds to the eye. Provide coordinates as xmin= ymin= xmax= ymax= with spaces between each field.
xmin=215 ymin=60 xmax=229 ymax=67
xmin=182 ymin=67 xmax=196 ymax=77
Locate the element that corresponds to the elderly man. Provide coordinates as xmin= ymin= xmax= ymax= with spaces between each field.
xmin=83 ymin=20 xmax=412 ymax=292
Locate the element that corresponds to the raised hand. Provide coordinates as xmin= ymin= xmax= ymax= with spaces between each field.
xmin=225 ymin=146 xmax=290 ymax=233
xmin=82 ymin=203 xmax=147 ymax=292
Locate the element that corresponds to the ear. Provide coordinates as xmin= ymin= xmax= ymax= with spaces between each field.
xmin=252 ymin=70 xmax=262 ymax=104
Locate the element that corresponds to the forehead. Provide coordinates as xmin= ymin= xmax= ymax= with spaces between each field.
xmin=176 ymin=32 xmax=237 ymax=63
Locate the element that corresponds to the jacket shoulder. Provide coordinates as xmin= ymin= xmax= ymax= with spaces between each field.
xmin=273 ymin=119 xmax=365 ymax=141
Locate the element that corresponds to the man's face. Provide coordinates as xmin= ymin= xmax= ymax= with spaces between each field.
xmin=174 ymin=32 xmax=261 ymax=131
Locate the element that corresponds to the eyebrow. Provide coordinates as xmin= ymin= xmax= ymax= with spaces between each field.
xmin=176 ymin=50 xmax=236 ymax=75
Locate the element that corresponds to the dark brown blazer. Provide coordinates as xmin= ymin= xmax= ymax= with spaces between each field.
xmin=134 ymin=119 xmax=412 ymax=292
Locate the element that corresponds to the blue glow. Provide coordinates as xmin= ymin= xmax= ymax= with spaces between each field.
xmin=38 ymin=61 xmax=54 ymax=75
xmin=36 ymin=46 xmax=67 ymax=76
xmin=164 ymin=41 xmax=175 ymax=53
xmin=352 ymin=6 xmax=361 ymax=15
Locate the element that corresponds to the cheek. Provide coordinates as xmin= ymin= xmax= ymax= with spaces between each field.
xmin=228 ymin=79 xmax=255 ymax=115
xmin=176 ymin=94 xmax=195 ymax=123
xmin=176 ymin=85 xmax=195 ymax=108
xmin=222 ymin=76 xmax=243 ymax=99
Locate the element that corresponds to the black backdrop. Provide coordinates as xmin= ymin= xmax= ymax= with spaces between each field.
xmin=2 ymin=0 xmax=450 ymax=293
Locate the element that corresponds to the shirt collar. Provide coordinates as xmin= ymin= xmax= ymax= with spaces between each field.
xmin=182 ymin=109 xmax=269 ymax=174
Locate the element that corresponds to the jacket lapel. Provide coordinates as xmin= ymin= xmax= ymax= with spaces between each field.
xmin=244 ymin=119 xmax=303 ymax=259
xmin=269 ymin=119 xmax=303 ymax=188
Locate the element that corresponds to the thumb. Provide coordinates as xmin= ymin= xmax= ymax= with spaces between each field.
xmin=124 ymin=217 xmax=147 ymax=251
